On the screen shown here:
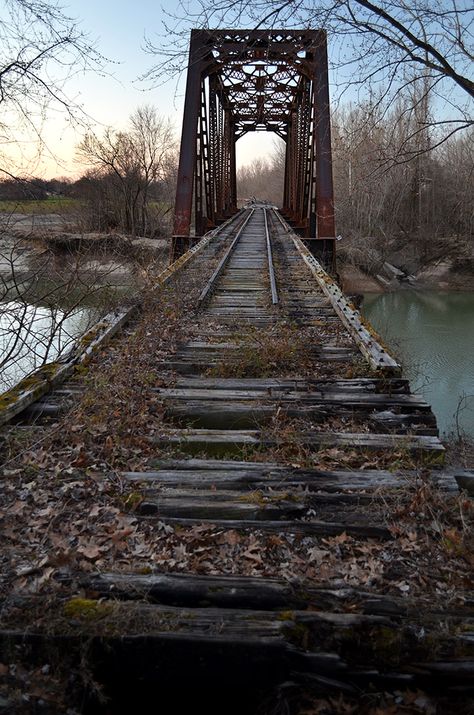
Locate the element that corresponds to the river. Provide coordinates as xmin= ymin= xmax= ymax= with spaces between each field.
xmin=0 ymin=301 xmax=97 ymax=392
xmin=362 ymin=290 xmax=474 ymax=438
xmin=0 ymin=218 xmax=168 ymax=395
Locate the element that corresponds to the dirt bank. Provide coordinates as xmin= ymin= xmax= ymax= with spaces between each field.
xmin=0 ymin=227 xmax=169 ymax=290
xmin=340 ymin=260 xmax=474 ymax=294
xmin=339 ymin=264 xmax=384 ymax=293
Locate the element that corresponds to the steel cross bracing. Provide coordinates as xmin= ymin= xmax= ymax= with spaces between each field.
xmin=172 ymin=29 xmax=336 ymax=269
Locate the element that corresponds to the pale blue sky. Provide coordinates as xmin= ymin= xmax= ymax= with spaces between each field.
xmin=10 ymin=0 xmax=279 ymax=177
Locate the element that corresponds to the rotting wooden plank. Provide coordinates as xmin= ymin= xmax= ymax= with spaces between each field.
xmin=85 ymin=571 xmax=306 ymax=609
xmin=171 ymin=341 xmax=357 ymax=360
xmin=142 ymin=514 xmax=392 ymax=538
xmin=83 ymin=572 xmax=474 ymax=618
xmin=147 ymin=458 xmax=287 ymax=470
xmin=139 ymin=487 xmax=374 ymax=504
xmin=161 ymin=359 xmax=365 ymax=375
xmin=121 ymin=468 xmax=405 ymax=489
xmin=164 ymin=401 xmax=438 ymax=434
xmin=156 ymin=387 xmax=430 ymax=408
xmin=139 ymin=496 xmax=307 ymax=520
xmin=122 ymin=464 xmax=460 ymax=491
xmin=0 ymin=602 xmax=391 ymax=648
xmin=178 ymin=341 xmax=353 ymax=352
xmin=153 ymin=428 xmax=445 ymax=460
xmin=173 ymin=377 xmax=411 ymax=392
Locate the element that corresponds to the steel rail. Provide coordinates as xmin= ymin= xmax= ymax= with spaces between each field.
xmin=263 ymin=208 xmax=279 ymax=305
xmin=197 ymin=208 xmax=255 ymax=306
xmin=270 ymin=208 xmax=401 ymax=375
xmin=270 ymin=207 xmax=291 ymax=234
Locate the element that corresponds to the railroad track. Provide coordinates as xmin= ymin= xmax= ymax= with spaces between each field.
xmin=2 ymin=204 xmax=473 ymax=712
xmin=198 ymin=206 xmax=279 ymax=320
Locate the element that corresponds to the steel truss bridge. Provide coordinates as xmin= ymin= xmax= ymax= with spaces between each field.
xmin=172 ymin=29 xmax=336 ymax=268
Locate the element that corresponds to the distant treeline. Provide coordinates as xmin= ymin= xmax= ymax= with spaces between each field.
xmin=0 ymin=177 xmax=73 ymax=201
xmin=0 ymin=175 xmax=165 ymax=203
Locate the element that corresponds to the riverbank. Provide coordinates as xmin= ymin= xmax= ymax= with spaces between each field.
xmin=337 ymin=228 xmax=474 ymax=294
xmin=0 ymin=225 xmax=168 ymax=393
xmin=0 ymin=210 xmax=168 ymax=280
xmin=0 ymin=225 xmax=169 ymax=306
xmin=340 ymin=260 xmax=474 ymax=294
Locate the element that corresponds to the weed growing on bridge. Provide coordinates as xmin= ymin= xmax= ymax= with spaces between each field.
xmin=207 ymin=322 xmax=309 ymax=378
xmin=207 ymin=320 xmax=367 ymax=380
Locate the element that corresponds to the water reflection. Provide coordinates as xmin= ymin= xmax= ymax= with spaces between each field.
xmin=0 ymin=300 xmax=96 ymax=391
xmin=363 ymin=291 xmax=474 ymax=437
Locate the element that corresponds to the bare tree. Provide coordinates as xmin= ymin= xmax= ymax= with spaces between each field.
xmin=130 ymin=106 xmax=177 ymax=235
xmin=0 ymin=1 xmax=118 ymax=391
xmin=78 ymin=106 xmax=176 ymax=237
xmin=329 ymin=87 xmax=473 ymax=273
xmin=237 ymin=141 xmax=285 ymax=205
xmin=0 ymin=0 xmax=105 ymax=174
xmin=144 ymin=1 xmax=473 ymax=157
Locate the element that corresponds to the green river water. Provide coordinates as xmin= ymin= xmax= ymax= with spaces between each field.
xmin=362 ymin=290 xmax=474 ymax=438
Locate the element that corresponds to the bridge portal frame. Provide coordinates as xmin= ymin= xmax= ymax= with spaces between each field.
xmin=172 ymin=29 xmax=336 ymax=269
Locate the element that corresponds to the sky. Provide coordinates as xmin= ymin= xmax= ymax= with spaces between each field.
xmin=5 ymin=0 xmax=278 ymax=179
xmin=5 ymin=0 xmax=472 ymax=179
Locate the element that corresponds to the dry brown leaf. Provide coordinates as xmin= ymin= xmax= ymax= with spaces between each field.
xmin=242 ymin=548 xmax=263 ymax=563
xmin=218 ymin=530 xmax=241 ymax=546
xmin=77 ymin=543 xmax=102 ymax=560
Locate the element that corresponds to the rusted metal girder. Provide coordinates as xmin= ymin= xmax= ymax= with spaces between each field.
xmin=172 ymin=29 xmax=336 ymax=269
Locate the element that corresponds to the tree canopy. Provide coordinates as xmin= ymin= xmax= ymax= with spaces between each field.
xmin=144 ymin=1 xmax=473 ymax=153
xmin=0 ymin=0 xmax=105 ymax=176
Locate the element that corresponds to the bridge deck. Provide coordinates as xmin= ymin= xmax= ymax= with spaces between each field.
xmin=0 ymin=206 xmax=472 ymax=712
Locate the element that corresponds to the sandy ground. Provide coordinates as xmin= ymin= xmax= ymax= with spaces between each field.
xmin=339 ymin=264 xmax=384 ymax=293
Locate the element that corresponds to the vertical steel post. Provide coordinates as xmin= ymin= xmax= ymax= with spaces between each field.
xmin=288 ymin=112 xmax=297 ymax=219
xmin=230 ymin=125 xmax=237 ymax=212
xmin=208 ymin=76 xmax=218 ymax=223
xmin=282 ymin=136 xmax=290 ymax=212
xmin=312 ymin=32 xmax=336 ymax=270
xmin=227 ymin=112 xmax=235 ymax=214
xmin=172 ymin=30 xmax=206 ymax=260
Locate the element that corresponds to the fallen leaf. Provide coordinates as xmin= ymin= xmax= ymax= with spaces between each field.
xmin=77 ymin=543 xmax=102 ymax=560
xmin=218 ymin=530 xmax=241 ymax=546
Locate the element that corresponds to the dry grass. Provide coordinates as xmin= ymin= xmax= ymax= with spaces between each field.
xmin=206 ymin=321 xmax=369 ymax=380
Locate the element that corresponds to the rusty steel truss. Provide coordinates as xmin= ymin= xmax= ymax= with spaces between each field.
xmin=172 ymin=29 xmax=336 ymax=267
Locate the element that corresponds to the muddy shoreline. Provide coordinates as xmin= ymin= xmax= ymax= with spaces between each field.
xmin=0 ymin=228 xmax=168 ymax=291
xmin=340 ymin=262 xmax=474 ymax=294
xmin=2 ymin=213 xmax=472 ymax=294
